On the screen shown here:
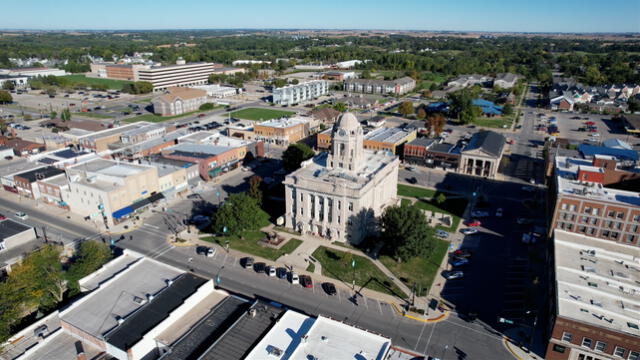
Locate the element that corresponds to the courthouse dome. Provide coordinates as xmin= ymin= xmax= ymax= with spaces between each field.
xmin=335 ymin=112 xmax=361 ymax=133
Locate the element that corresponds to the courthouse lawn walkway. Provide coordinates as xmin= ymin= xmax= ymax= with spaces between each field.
xmin=203 ymin=231 xmax=303 ymax=261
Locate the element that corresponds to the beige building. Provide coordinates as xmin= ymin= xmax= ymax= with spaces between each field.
xmin=137 ymin=59 xmax=218 ymax=91
xmin=152 ymin=87 xmax=208 ymax=116
xmin=458 ymin=130 xmax=505 ymax=178
xmin=63 ymin=159 xmax=160 ymax=228
xmin=283 ymin=113 xmax=399 ymax=243
xmin=254 ymin=117 xmax=310 ymax=146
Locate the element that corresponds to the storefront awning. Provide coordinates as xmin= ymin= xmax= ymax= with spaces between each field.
xmin=112 ymin=206 xmax=134 ymax=219
xmin=147 ymin=192 xmax=165 ymax=203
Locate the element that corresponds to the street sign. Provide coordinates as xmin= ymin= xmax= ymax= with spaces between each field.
xmin=498 ymin=317 xmax=514 ymax=324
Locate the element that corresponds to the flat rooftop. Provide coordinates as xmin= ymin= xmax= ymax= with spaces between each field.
xmin=289 ymin=149 xmax=397 ymax=191
xmin=0 ymin=219 xmax=32 ymax=241
xmin=555 ymin=156 xmax=640 ymax=207
xmin=79 ymin=250 xmax=143 ymax=292
xmin=104 ymin=273 xmax=208 ymax=351
xmin=79 ymin=122 xmax=151 ymax=141
xmin=60 ymin=257 xmax=184 ymax=338
xmin=553 ymin=229 xmax=640 ymax=337
xmin=21 ymin=330 xmax=103 ymax=360
xmin=160 ymin=296 xmax=250 ymax=360
xmin=365 ymin=127 xmax=414 ymax=145
xmin=199 ymin=301 xmax=286 ymax=360
xmin=165 ymin=143 xmax=236 ymax=158
xmin=246 ymin=312 xmax=391 ymax=360
xmin=257 ymin=117 xmax=309 ymax=129
xmin=68 ymin=158 xmax=151 ymax=178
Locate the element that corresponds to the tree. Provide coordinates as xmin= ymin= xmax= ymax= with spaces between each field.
xmin=60 ymin=108 xmax=71 ymax=122
xmin=291 ymin=79 xmax=299 ymax=85
xmin=2 ymin=81 xmax=15 ymax=91
xmin=65 ymin=241 xmax=112 ymax=296
xmin=211 ymin=193 xmax=269 ymax=235
xmin=50 ymin=111 xmax=57 ymax=119
xmin=503 ymin=103 xmax=514 ymax=116
xmin=272 ymin=78 xmax=287 ymax=88
xmin=248 ymin=175 xmax=263 ymax=205
xmin=333 ymin=102 xmax=348 ymax=113
xmin=447 ymin=89 xmax=477 ymax=124
xmin=416 ymin=107 xmax=427 ymax=120
xmin=122 ymin=81 xmax=153 ymax=94
xmin=9 ymin=245 xmax=66 ymax=311
xmin=379 ymin=202 xmax=434 ymax=261
xmin=398 ymin=101 xmax=414 ymax=117
xmin=0 ymin=90 xmax=13 ymax=104
xmin=436 ymin=193 xmax=447 ymax=205
xmin=199 ymin=103 xmax=215 ymax=111
xmin=282 ymin=143 xmax=315 ymax=172
xmin=427 ymin=113 xmax=446 ymax=136
xmin=361 ymin=70 xmax=372 ymax=79
xmin=628 ymin=98 xmax=640 ymax=113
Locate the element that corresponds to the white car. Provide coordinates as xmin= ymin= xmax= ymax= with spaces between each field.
xmin=267 ymin=266 xmax=276 ymax=277
xmin=15 ymin=212 xmax=28 ymax=220
xmin=206 ymin=248 xmax=216 ymax=257
xmin=496 ymin=208 xmax=503 ymax=217
xmin=289 ymin=272 xmax=299 ymax=284
xmin=461 ymin=228 xmax=479 ymax=235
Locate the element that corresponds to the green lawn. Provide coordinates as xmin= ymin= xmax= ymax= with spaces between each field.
xmin=203 ymin=232 xmax=302 ymax=261
xmin=124 ymin=110 xmax=199 ymax=123
xmin=397 ymin=184 xmax=436 ymax=198
xmin=472 ymin=117 xmax=513 ymax=129
xmin=228 ymin=108 xmax=295 ymax=121
xmin=306 ymin=262 xmax=315 ymax=273
xmin=133 ymin=97 xmax=152 ymax=104
xmin=74 ymin=112 xmax=114 ymax=119
xmin=311 ymin=246 xmax=407 ymax=298
xmin=398 ymin=184 xmax=467 ymax=232
xmin=379 ymin=238 xmax=449 ymax=297
xmin=60 ymin=75 xmax=132 ymax=90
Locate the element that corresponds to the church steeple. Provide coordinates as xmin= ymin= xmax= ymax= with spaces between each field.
xmin=328 ymin=112 xmax=364 ymax=173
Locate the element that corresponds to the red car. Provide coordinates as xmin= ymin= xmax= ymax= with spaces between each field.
xmin=300 ymin=275 xmax=313 ymax=288
xmin=465 ymin=219 xmax=482 ymax=227
xmin=588 ymin=128 xmax=598 ymax=132
xmin=0 ymin=214 xmax=5 ymax=220
xmin=198 ymin=113 xmax=206 ymax=118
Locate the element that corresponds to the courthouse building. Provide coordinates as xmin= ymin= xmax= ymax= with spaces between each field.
xmin=283 ymin=113 xmax=399 ymax=243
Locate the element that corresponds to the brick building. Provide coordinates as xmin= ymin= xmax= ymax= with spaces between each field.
xmin=550 ymin=154 xmax=640 ymax=245
xmin=403 ymin=138 xmax=461 ymax=169
xmin=545 ymin=230 xmax=639 ymax=360
xmin=318 ymin=126 xmax=416 ymax=156
xmin=254 ymin=117 xmax=310 ymax=146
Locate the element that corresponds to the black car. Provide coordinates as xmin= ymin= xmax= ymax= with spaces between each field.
xmin=322 ymin=282 xmax=337 ymax=296
xmin=276 ymin=267 xmax=288 ymax=279
xmin=242 ymin=257 xmax=254 ymax=269
xmin=253 ymin=262 xmax=266 ymax=273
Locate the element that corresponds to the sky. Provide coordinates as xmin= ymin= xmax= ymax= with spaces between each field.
xmin=2 ymin=0 xmax=639 ymax=33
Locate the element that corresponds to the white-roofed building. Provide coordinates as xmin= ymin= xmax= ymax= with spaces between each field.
xmin=245 ymin=311 xmax=390 ymax=360
xmin=254 ymin=117 xmax=310 ymax=146
xmin=272 ymin=80 xmax=328 ymax=106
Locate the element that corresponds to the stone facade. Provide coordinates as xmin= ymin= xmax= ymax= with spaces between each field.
xmin=283 ymin=113 xmax=399 ymax=243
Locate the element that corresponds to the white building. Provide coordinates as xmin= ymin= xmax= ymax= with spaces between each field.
xmin=232 ymin=60 xmax=271 ymax=66
xmin=283 ymin=113 xmax=399 ymax=243
xmin=245 ymin=311 xmax=391 ymax=360
xmin=0 ymin=75 xmax=29 ymax=89
xmin=192 ymin=84 xmax=239 ymax=98
xmin=3 ymin=67 xmax=67 ymax=77
xmin=137 ymin=59 xmax=218 ymax=91
xmin=272 ymin=80 xmax=328 ymax=106
xmin=336 ymin=60 xmax=363 ymax=69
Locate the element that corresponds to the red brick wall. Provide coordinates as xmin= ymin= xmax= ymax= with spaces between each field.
xmin=577 ymin=169 xmax=604 ymax=183
xmin=546 ymin=316 xmax=640 ymax=360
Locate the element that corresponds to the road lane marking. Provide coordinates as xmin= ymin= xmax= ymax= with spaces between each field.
xmin=377 ymin=300 xmax=383 ymax=315
xmin=362 ymin=295 xmax=369 ymax=309
xmin=336 ymin=288 xmax=342 ymax=303
xmin=143 ymin=224 xmax=160 ymax=230
xmin=422 ymin=321 xmax=437 ymax=355
xmin=152 ymin=245 xmax=175 ymax=259
xmin=414 ymin=318 xmax=429 ymax=350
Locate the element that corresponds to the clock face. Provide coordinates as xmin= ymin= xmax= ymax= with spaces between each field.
xmin=338 ymin=129 xmax=346 ymax=136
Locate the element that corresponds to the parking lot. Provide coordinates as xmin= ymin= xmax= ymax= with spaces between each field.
xmin=539 ymin=111 xmax=640 ymax=149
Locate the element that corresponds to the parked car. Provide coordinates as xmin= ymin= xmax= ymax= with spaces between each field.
xmin=450 ymin=257 xmax=469 ymax=267
xmin=289 ymin=271 xmax=300 ymax=285
xmin=300 ymin=275 xmax=313 ymax=288
xmin=521 ymin=186 xmax=535 ymax=193
xmin=452 ymin=249 xmax=472 ymax=258
xmin=267 ymin=266 xmax=277 ymax=277
xmin=206 ymin=247 xmax=216 ymax=257
xmin=495 ymin=208 xmax=503 ymax=217
xmin=276 ymin=267 xmax=288 ymax=279
xmin=442 ymin=270 xmax=464 ymax=280
xmin=0 ymin=213 xmax=6 ymax=220
xmin=460 ymin=228 xmax=479 ymax=235
xmin=322 ymin=282 xmax=337 ymax=296
xmin=253 ymin=262 xmax=266 ymax=273
xmin=465 ymin=219 xmax=481 ymax=227
xmin=470 ymin=210 xmax=489 ymax=218
xmin=198 ymin=113 xmax=206 ymax=118
xmin=242 ymin=257 xmax=254 ymax=269
xmin=15 ymin=212 xmax=28 ymax=220
xmin=435 ymin=229 xmax=449 ymax=239
xmin=517 ymin=218 xmax=534 ymax=225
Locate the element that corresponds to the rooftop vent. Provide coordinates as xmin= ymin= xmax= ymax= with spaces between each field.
xmin=133 ymin=296 xmax=146 ymax=305
xmin=146 ymin=293 xmax=154 ymax=301
xmin=116 ymin=316 xmax=125 ymax=325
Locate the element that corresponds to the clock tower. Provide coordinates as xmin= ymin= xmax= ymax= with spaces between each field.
xmin=328 ymin=112 xmax=364 ymax=173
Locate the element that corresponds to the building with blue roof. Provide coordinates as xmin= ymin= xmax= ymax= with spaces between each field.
xmin=578 ymin=144 xmax=638 ymax=162
xmin=472 ymin=99 xmax=503 ymax=116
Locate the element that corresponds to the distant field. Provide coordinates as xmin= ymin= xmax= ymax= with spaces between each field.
xmin=229 ymin=107 xmax=295 ymax=121
xmin=60 ymin=75 xmax=132 ymax=90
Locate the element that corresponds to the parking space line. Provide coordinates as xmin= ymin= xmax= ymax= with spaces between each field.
xmin=362 ymin=295 xmax=369 ymax=309
xmin=377 ymin=300 xmax=383 ymax=315
xmin=336 ymin=288 xmax=342 ymax=303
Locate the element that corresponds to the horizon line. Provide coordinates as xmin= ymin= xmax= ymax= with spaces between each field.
xmin=1 ymin=28 xmax=639 ymax=35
